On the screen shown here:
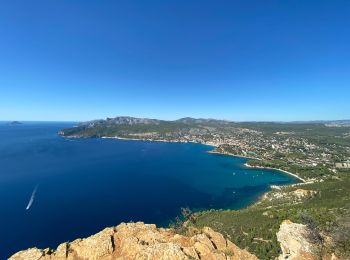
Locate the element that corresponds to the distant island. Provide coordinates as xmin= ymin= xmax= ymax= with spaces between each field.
xmin=8 ymin=121 xmax=23 ymax=126
xmin=57 ymin=116 xmax=350 ymax=259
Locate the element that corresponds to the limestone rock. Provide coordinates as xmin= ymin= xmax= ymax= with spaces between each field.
xmin=69 ymin=227 xmax=115 ymax=259
xmin=277 ymin=220 xmax=321 ymax=260
xmin=292 ymin=189 xmax=317 ymax=199
xmin=202 ymin=226 xmax=227 ymax=251
xmin=9 ymin=222 xmax=257 ymax=260
xmin=9 ymin=248 xmax=45 ymax=260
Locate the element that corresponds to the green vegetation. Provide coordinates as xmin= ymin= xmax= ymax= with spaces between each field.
xmin=186 ymin=172 xmax=350 ymax=259
xmin=61 ymin=118 xmax=350 ymax=177
xmin=247 ymin=159 xmax=333 ymax=179
xmin=61 ymin=121 xmax=190 ymax=137
xmin=60 ymin=117 xmax=350 ymax=258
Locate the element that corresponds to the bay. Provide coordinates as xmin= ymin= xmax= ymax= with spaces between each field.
xmin=0 ymin=122 xmax=298 ymax=258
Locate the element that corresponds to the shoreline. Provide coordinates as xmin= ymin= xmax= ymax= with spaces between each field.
xmin=64 ymin=134 xmax=306 ymax=182
xmin=64 ymin=134 xmax=219 ymax=148
xmin=207 ymin=149 xmax=259 ymax=160
xmin=243 ymin=163 xmax=307 ymax=183
xmin=203 ymin=145 xmax=306 ymax=183
xmin=62 ymin=134 xmax=307 ymax=202
xmin=208 ymin=151 xmax=308 ymax=205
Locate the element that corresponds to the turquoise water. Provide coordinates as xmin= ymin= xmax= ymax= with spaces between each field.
xmin=0 ymin=122 xmax=298 ymax=258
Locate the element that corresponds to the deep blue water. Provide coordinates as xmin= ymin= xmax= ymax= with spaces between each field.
xmin=0 ymin=122 xmax=298 ymax=258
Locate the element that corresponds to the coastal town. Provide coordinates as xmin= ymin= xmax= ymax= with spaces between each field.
xmin=60 ymin=116 xmax=350 ymax=180
xmin=56 ymin=116 xmax=350 ymax=259
xmin=4 ymin=0 xmax=350 ymax=258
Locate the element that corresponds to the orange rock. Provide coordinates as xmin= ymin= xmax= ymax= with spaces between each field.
xmin=9 ymin=222 xmax=258 ymax=260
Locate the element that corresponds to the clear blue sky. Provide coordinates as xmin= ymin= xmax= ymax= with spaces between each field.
xmin=0 ymin=0 xmax=349 ymax=121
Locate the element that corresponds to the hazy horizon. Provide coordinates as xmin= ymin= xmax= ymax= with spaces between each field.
xmin=1 ymin=116 xmax=350 ymax=123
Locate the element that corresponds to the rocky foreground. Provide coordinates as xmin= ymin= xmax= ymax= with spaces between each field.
xmin=9 ymin=220 xmax=329 ymax=260
xmin=10 ymin=222 xmax=258 ymax=260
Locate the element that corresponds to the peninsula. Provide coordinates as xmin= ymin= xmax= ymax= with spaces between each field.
xmin=60 ymin=116 xmax=350 ymax=181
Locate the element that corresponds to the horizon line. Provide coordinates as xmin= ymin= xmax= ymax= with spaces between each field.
xmin=1 ymin=116 xmax=350 ymax=124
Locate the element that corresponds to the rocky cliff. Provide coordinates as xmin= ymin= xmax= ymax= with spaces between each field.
xmin=9 ymin=222 xmax=258 ymax=260
xmin=277 ymin=220 xmax=322 ymax=260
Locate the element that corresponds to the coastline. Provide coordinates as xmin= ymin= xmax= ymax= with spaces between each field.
xmin=203 ymin=144 xmax=306 ymax=183
xmin=243 ymin=163 xmax=306 ymax=183
xmin=102 ymin=136 xmax=200 ymax=144
xmin=207 ymin=149 xmax=259 ymax=160
xmin=202 ymin=145 xmax=311 ymax=208
xmin=62 ymin=134 xmax=307 ymax=203
xmin=64 ymin=134 xmax=219 ymax=148
xmin=63 ymin=134 xmax=306 ymax=183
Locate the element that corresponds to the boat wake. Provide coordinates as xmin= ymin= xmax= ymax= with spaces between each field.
xmin=26 ymin=185 xmax=39 ymax=210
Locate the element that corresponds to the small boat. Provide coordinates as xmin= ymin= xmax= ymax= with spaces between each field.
xmin=26 ymin=185 xmax=38 ymax=210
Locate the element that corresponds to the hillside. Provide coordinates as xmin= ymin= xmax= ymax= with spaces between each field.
xmin=60 ymin=116 xmax=350 ymax=180
xmin=58 ymin=116 xmax=350 ymax=258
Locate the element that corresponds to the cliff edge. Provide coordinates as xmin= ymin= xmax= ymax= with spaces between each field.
xmin=9 ymin=222 xmax=258 ymax=260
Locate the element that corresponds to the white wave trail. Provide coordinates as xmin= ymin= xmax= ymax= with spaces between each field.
xmin=25 ymin=185 xmax=39 ymax=210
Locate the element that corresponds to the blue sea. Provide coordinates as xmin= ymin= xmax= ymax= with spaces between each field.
xmin=0 ymin=122 xmax=298 ymax=258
